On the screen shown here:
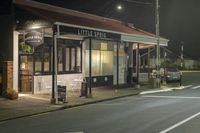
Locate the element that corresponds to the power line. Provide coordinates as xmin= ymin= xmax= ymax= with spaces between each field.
xmin=123 ymin=0 xmax=154 ymax=5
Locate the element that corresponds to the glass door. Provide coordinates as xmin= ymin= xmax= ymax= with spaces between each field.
xmin=19 ymin=54 xmax=33 ymax=93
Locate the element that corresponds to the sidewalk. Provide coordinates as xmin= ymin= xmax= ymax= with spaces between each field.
xmin=0 ymin=86 xmax=154 ymax=122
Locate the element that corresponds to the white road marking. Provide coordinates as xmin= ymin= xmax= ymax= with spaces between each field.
xmin=140 ymin=89 xmax=172 ymax=95
xmin=140 ymin=85 xmax=193 ymax=95
xmin=142 ymin=95 xmax=200 ymax=99
xmin=64 ymin=131 xmax=84 ymax=133
xmin=173 ymin=85 xmax=192 ymax=90
xmin=184 ymin=85 xmax=193 ymax=88
xmin=159 ymin=111 xmax=200 ymax=133
xmin=191 ymin=85 xmax=200 ymax=89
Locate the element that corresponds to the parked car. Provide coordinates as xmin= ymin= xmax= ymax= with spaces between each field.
xmin=160 ymin=67 xmax=182 ymax=82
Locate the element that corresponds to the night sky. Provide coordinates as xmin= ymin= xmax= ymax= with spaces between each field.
xmin=34 ymin=0 xmax=200 ymax=59
xmin=2 ymin=0 xmax=200 ymax=59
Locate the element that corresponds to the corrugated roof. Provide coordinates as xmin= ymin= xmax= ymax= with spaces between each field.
xmin=14 ymin=0 xmax=156 ymax=38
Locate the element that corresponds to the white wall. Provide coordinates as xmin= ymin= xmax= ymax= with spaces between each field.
xmin=34 ymin=73 xmax=83 ymax=94
xmin=13 ymin=31 xmax=19 ymax=92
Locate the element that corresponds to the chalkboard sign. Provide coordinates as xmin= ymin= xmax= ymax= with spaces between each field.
xmin=57 ymin=85 xmax=66 ymax=102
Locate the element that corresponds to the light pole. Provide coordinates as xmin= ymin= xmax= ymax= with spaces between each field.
xmin=155 ymin=0 xmax=160 ymax=88
xmin=181 ymin=41 xmax=184 ymax=69
xmin=51 ymin=24 xmax=58 ymax=104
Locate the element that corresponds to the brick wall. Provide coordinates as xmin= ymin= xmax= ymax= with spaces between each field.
xmin=2 ymin=61 xmax=13 ymax=91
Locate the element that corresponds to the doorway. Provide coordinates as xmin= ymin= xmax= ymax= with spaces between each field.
xmin=19 ymin=54 xmax=33 ymax=93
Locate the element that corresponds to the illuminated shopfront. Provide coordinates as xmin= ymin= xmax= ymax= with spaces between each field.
xmin=0 ymin=0 xmax=168 ymax=95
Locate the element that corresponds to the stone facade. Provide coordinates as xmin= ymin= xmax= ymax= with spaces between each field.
xmin=2 ymin=61 xmax=13 ymax=91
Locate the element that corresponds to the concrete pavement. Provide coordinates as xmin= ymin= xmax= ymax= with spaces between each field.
xmin=0 ymin=83 xmax=186 ymax=122
xmin=0 ymin=86 xmax=154 ymax=122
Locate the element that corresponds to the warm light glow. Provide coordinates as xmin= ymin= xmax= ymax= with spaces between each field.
xmin=30 ymin=24 xmax=42 ymax=29
xmin=24 ymin=20 xmax=51 ymax=30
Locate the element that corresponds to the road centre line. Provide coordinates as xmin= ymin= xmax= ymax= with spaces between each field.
xmin=191 ymin=85 xmax=200 ymax=89
xmin=140 ymin=89 xmax=172 ymax=95
xmin=174 ymin=85 xmax=192 ymax=90
xmin=183 ymin=85 xmax=193 ymax=88
xmin=64 ymin=131 xmax=84 ymax=133
xmin=177 ymin=85 xmax=192 ymax=89
xmin=159 ymin=111 xmax=200 ymax=133
xmin=142 ymin=95 xmax=200 ymax=99
xmin=140 ymin=85 xmax=193 ymax=95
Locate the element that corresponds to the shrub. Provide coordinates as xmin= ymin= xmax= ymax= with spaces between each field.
xmin=19 ymin=42 xmax=33 ymax=53
xmin=2 ymin=88 xmax=18 ymax=100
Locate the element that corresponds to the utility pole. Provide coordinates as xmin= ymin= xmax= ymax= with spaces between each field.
xmin=181 ymin=41 xmax=184 ymax=69
xmin=136 ymin=43 xmax=140 ymax=89
xmin=155 ymin=0 xmax=160 ymax=88
xmin=51 ymin=24 xmax=58 ymax=104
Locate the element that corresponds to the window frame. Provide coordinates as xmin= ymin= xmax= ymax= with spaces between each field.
xmin=59 ymin=45 xmax=82 ymax=74
xmin=33 ymin=38 xmax=82 ymax=75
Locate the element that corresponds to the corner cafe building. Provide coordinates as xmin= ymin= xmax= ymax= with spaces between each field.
xmin=0 ymin=0 xmax=168 ymax=95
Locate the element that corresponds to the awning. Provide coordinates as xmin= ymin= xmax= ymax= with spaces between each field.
xmin=122 ymin=34 xmax=168 ymax=46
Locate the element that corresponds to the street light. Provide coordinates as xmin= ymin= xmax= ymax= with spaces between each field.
xmin=117 ymin=5 xmax=122 ymax=10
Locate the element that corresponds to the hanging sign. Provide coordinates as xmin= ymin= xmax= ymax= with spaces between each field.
xmin=25 ymin=31 xmax=44 ymax=47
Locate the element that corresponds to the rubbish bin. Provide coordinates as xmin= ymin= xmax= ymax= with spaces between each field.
xmin=57 ymin=85 xmax=66 ymax=103
xmin=80 ymin=81 xmax=88 ymax=97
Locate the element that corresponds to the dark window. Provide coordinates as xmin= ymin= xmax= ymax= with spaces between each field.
xmin=64 ymin=46 xmax=82 ymax=73
xmin=33 ymin=37 xmax=52 ymax=75
xmin=34 ymin=52 xmax=42 ymax=73
xmin=33 ymin=38 xmax=82 ymax=75
xmin=58 ymin=47 xmax=63 ymax=72
xmin=43 ymin=47 xmax=51 ymax=72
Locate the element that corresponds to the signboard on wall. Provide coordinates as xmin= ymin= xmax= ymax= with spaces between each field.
xmin=59 ymin=25 xmax=121 ymax=40
xmin=25 ymin=31 xmax=44 ymax=47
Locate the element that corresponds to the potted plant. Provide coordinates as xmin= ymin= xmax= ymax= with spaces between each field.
xmin=2 ymin=88 xmax=18 ymax=100
xmin=19 ymin=42 xmax=33 ymax=53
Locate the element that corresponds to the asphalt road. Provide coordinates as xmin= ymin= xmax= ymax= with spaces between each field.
xmin=1 ymin=71 xmax=200 ymax=133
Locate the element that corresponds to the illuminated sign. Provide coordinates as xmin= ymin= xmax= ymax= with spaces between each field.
xmin=25 ymin=31 xmax=44 ymax=47
xmin=77 ymin=29 xmax=107 ymax=38
xmin=59 ymin=26 xmax=121 ymax=40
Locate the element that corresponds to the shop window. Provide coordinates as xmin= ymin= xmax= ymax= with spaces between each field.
xmin=92 ymin=50 xmax=101 ymax=76
xmin=71 ymin=48 xmax=76 ymax=71
xmin=85 ymin=40 xmax=114 ymax=76
xmin=43 ymin=47 xmax=50 ymax=72
xmin=34 ymin=52 xmax=42 ymax=73
xmin=58 ymin=47 xmax=63 ymax=72
xmin=85 ymin=50 xmax=89 ymax=76
xmin=65 ymin=48 xmax=70 ymax=71
xmin=101 ymin=51 xmax=113 ymax=75
xmin=101 ymin=43 xmax=107 ymax=50
xmin=64 ymin=46 xmax=82 ymax=73
xmin=32 ymin=38 xmax=81 ymax=75
xmin=76 ymin=47 xmax=81 ymax=72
